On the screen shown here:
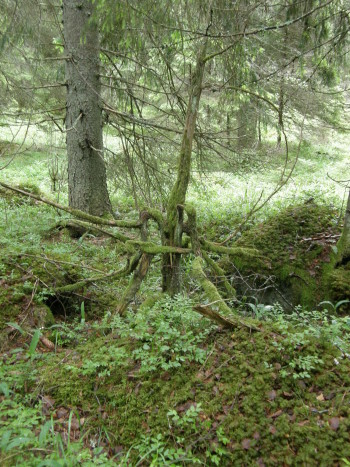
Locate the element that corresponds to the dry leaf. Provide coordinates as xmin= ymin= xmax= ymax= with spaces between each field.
xmin=56 ymin=407 xmax=68 ymax=419
xmin=329 ymin=417 xmax=340 ymax=431
xmin=269 ymin=409 xmax=283 ymax=419
xmin=242 ymin=438 xmax=251 ymax=450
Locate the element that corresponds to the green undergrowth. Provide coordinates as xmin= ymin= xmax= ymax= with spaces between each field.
xmin=1 ymin=144 xmax=350 ymax=465
xmin=2 ymin=297 xmax=350 ymax=465
xmin=191 ymin=139 xmax=347 ymax=242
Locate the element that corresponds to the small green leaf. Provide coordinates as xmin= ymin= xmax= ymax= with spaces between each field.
xmin=39 ymin=420 xmax=52 ymax=445
xmin=28 ymin=330 xmax=41 ymax=357
xmin=0 ymin=382 xmax=10 ymax=397
xmin=0 ymin=430 xmax=12 ymax=450
xmin=6 ymin=322 xmax=25 ymax=335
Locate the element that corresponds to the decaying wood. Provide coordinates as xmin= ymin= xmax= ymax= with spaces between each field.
xmin=40 ymin=335 xmax=63 ymax=352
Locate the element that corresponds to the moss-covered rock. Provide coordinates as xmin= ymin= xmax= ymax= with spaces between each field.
xmin=33 ymin=305 xmax=55 ymax=328
xmin=220 ymin=203 xmax=341 ymax=308
xmin=328 ymin=267 xmax=350 ymax=306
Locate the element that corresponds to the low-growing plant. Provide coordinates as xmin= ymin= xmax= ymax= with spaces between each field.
xmin=64 ymin=295 xmax=214 ymax=378
xmin=127 ymin=295 xmax=214 ymax=374
xmin=247 ymin=301 xmax=350 ymax=379
xmin=127 ymin=433 xmax=200 ymax=466
xmin=122 ymin=402 xmax=229 ymax=466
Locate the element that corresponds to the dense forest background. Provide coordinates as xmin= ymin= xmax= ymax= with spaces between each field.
xmin=0 ymin=1 xmax=350 ymax=465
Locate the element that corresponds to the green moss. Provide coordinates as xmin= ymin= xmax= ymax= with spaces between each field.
xmin=127 ymin=240 xmax=191 ymax=254
xmin=16 ymin=182 xmax=43 ymax=196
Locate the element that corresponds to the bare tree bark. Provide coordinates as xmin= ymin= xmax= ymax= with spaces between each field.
xmin=63 ymin=0 xmax=111 ymax=216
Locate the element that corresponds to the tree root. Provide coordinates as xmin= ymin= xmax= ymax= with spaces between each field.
xmin=202 ymin=250 xmax=236 ymax=298
xmin=55 ymin=253 xmax=142 ymax=294
xmin=192 ymin=256 xmax=232 ymax=314
xmin=127 ymin=240 xmax=191 ymax=255
xmin=192 ymin=256 xmax=261 ymax=331
xmin=183 ymin=203 xmax=201 ymax=255
xmin=201 ymin=239 xmax=261 ymax=260
xmin=118 ymin=253 xmax=153 ymax=315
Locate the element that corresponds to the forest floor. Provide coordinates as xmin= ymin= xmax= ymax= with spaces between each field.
xmin=0 ymin=138 xmax=350 ymax=465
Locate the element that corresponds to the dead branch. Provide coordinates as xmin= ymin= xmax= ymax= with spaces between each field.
xmin=193 ymin=304 xmax=261 ymax=332
xmin=53 ymin=219 xmax=132 ymax=242
xmin=0 ymin=181 xmax=141 ymax=229
xmin=55 ymin=253 xmax=142 ymax=294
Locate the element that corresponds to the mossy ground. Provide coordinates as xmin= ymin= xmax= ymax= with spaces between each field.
xmin=5 ymin=319 xmax=350 ymax=465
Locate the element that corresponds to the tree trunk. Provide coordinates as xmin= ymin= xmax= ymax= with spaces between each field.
xmin=63 ymin=0 xmax=111 ymax=216
xmin=337 ymin=190 xmax=350 ymax=265
xmin=276 ymin=80 xmax=284 ymax=148
xmin=237 ymin=100 xmax=257 ymax=150
xmin=277 ymin=28 xmax=288 ymax=149
xmin=162 ymin=41 xmax=208 ymax=295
